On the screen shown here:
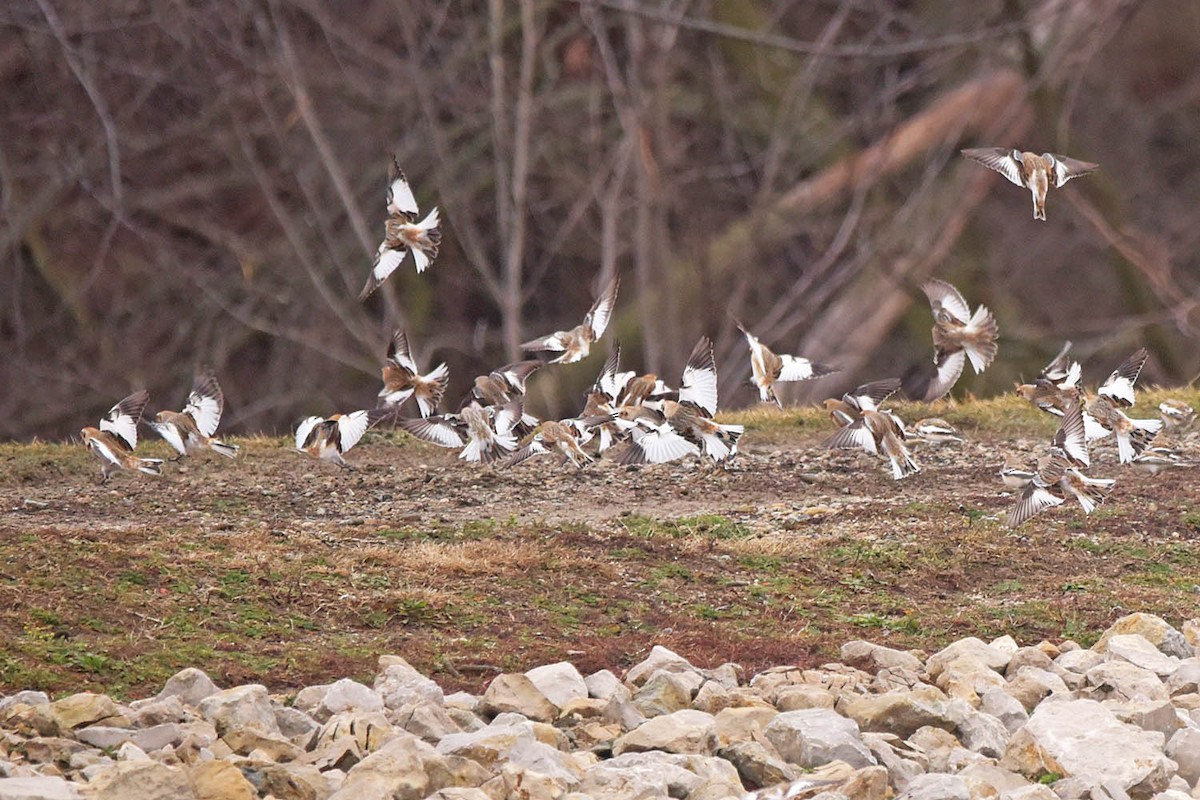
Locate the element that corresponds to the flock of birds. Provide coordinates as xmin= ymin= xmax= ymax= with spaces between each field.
xmin=79 ymin=147 xmax=1196 ymax=528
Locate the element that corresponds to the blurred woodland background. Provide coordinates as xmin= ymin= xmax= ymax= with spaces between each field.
xmin=3 ymin=0 xmax=1200 ymax=440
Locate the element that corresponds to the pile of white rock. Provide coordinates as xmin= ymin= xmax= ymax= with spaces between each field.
xmin=0 ymin=613 xmax=1199 ymax=800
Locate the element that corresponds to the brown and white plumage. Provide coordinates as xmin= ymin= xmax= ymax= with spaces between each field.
xmin=521 ymin=276 xmax=619 ymax=364
xmin=81 ymin=390 xmax=164 ymax=482
xmin=921 ymin=279 xmax=998 ymax=401
xmin=1085 ymin=348 xmax=1160 ymax=463
xmin=822 ymin=378 xmax=902 ymax=428
xmin=399 ymin=401 xmax=519 ymax=465
xmin=378 ymin=330 xmax=449 ymax=418
xmin=824 ymin=407 xmax=919 ymax=480
xmin=1016 ymin=341 xmax=1082 ymax=417
xmin=1006 ymin=451 xmax=1067 ymax=527
xmin=1158 ymin=399 xmax=1196 ymax=432
xmin=961 ymin=147 xmax=1098 ymax=220
xmin=149 ymin=370 xmax=238 ymax=460
xmin=505 ymin=420 xmax=594 ymax=470
xmin=359 ymin=156 xmax=441 ymax=301
xmin=735 ymin=320 xmax=837 ymax=406
xmin=911 ymin=418 xmax=963 ymax=444
xmin=295 ymin=408 xmax=392 ymax=467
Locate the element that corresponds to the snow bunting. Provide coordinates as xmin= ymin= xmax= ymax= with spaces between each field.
xmin=822 ymin=378 xmax=902 ymax=428
xmin=824 ymin=407 xmax=919 ymax=480
xmin=961 ymin=147 xmax=1098 ymax=220
xmin=999 ymin=455 xmax=1037 ymax=490
xmin=911 ymin=418 xmax=963 ymax=444
xmin=399 ymin=400 xmax=519 ymax=465
xmin=521 ymin=275 xmax=619 ymax=364
xmin=378 ymin=329 xmax=449 ymax=418
xmin=735 ymin=319 xmax=837 ymax=406
xmin=295 ymin=408 xmax=392 ymax=468
xmin=359 ymin=155 xmax=441 ymax=301
xmin=1158 ymin=399 xmax=1195 ymax=432
xmin=920 ymin=279 xmax=998 ymax=401
xmin=471 ymin=360 xmax=542 ymax=407
xmin=505 ymin=420 xmax=594 ymax=470
xmin=1085 ymin=348 xmax=1160 ymax=463
xmin=1052 ymin=398 xmax=1091 ymax=468
xmin=1006 ymin=451 xmax=1067 ymax=527
xmin=81 ymin=390 xmax=164 ymax=482
xmin=149 ymin=370 xmax=238 ymax=460
xmin=1131 ymin=436 xmax=1193 ymax=474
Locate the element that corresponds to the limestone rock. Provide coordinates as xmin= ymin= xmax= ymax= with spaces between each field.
xmin=188 ymin=760 xmax=257 ymax=800
xmin=774 ymin=685 xmax=836 ymax=712
xmin=1094 ymin=614 xmax=1192 ymax=660
xmin=524 ymin=662 xmax=588 ymax=709
xmin=0 ymin=776 xmax=82 ymax=800
xmin=1166 ymin=660 xmax=1200 ymax=696
xmin=1056 ymin=648 xmax=1105 ymax=675
xmin=87 ymin=761 xmax=191 ymax=800
xmin=718 ymin=740 xmax=798 ymax=788
xmin=1085 ymin=662 xmax=1169 ymax=703
xmin=980 ymin=688 xmax=1029 ymax=734
xmin=895 ymin=772 xmax=969 ymax=800
xmin=631 ymin=671 xmax=692 ymax=718
xmin=624 ymin=645 xmax=701 ymax=687
xmin=317 ymin=679 xmax=384 ymax=721
xmin=198 ymin=685 xmax=280 ymax=738
xmin=841 ymin=686 xmax=961 ymax=738
xmin=156 ymin=668 xmax=220 ymax=707
xmin=612 ymin=709 xmax=716 ymax=756
xmin=47 ymin=693 xmax=121 ymax=731
xmin=578 ymin=751 xmax=701 ymax=799
xmin=713 ymin=706 xmax=778 ymax=747
xmin=1005 ymin=667 xmax=1070 ymax=711
xmin=1000 ymin=698 xmax=1174 ymax=798
xmin=1165 ymin=727 xmax=1200 ymax=787
xmin=861 ymin=732 xmax=926 ymax=792
xmin=582 ymin=670 xmax=627 ymax=703
xmin=1106 ymin=635 xmax=1183 ymax=677
xmin=956 ymin=709 xmax=1009 ymax=757
xmin=329 ymin=732 xmax=449 ymax=800
xmin=763 ymin=708 xmax=876 ymax=769
xmin=840 ymin=641 xmax=923 ymax=674
xmin=480 ymin=674 xmax=557 ymax=722
xmin=925 ymin=638 xmax=1011 ymax=680
xmin=374 ymin=659 xmax=444 ymax=710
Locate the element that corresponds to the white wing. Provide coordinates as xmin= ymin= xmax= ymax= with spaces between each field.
xmin=922 ymin=279 xmax=972 ymax=325
xmin=961 ymin=147 xmax=1024 ymax=187
xmin=371 ymin=246 xmax=407 ymax=285
xmin=411 ymin=245 xmax=431 ymax=274
xmin=399 ymin=416 xmax=465 ymax=448
xmin=295 ymin=416 xmax=323 ymax=450
xmin=924 ymin=349 xmax=966 ymax=402
xmin=184 ymin=392 xmax=222 ymax=438
xmin=679 ymin=338 xmax=719 ymax=416
xmin=335 ymin=410 xmax=374 ymax=453
xmin=386 ymin=157 xmax=419 ymax=218
xmin=585 ymin=277 xmax=619 ymax=340
xmin=149 ymin=421 xmax=188 ymax=457
xmin=99 ymin=391 xmax=148 ymax=450
xmin=777 ymin=355 xmax=817 ymax=382
xmin=823 ymin=421 xmax=877 ymax=455
xmin=387 ymin=329 xmax=419 ymax=374
xmin=628 ymin=424 xmax=699 ymax=464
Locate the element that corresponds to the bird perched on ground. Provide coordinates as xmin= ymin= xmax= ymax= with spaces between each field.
xmin=911 ymin=418 xmax=963 ymax=445
xmin=295 ymin=409 xmax=392 ymax=468
xmin=148 ymin=370 xmax=239 ymax=460
xmin=81 ymin=390 xmax=164 ymax=482
xmin=378 ymin=330 xmax=449 ymax=418
xmin=399 ymin=400 xmax=520 ymax=465
xmin=505 ymin=420 xmax=594 ymax=470
xmin=999 ymin=454 xmax=1037 ymax=490
xmin=1158 ymin=399 xmax=1195 ymax=433
xmin=1131 ymin=435 xmax=1193 ymax=474
xmin=359 ymin=155 xmax=441 ymax=301
xmin=521 ymin=275 xmax=619 ymax=364
xmin=735 ymin=319 xmax=837 ymax=406
xmin=961 ymin=147 xmax=1099 ymax=220
xmin=920 ymin=279 xmax=998 ymax=401
xmin=822 ymin=379 xmax=902 ymax=428
xmin=1084 ymin=348 xmax=1161 ymax=463
xmin=1015 ymin=341 xmax=1081 ymax=416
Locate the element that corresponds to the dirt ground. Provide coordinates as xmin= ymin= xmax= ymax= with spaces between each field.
xmin=2 ymin=397 xmax=1198 ymax=700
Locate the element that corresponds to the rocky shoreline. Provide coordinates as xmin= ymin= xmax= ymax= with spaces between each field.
xmin=0 ymin=613 xmax=1198 ymax=799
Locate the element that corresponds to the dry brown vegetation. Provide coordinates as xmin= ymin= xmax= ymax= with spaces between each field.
xmin=3 ymin=1 xmax=1200 ymax=440
xmin=2 ymin=393 xmax=1198 ymax=699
